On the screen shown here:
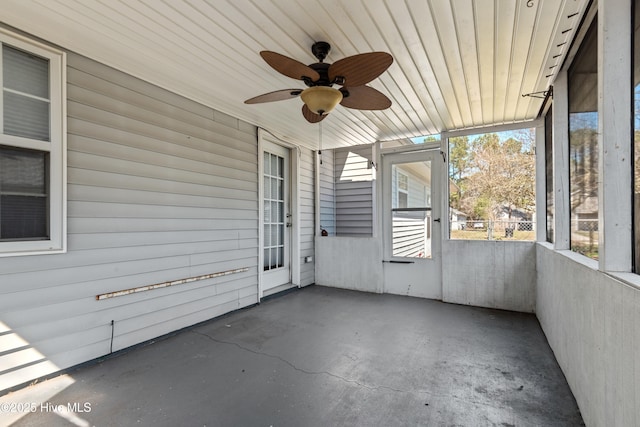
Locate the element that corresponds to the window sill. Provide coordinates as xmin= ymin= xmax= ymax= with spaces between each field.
xmin=447 ymin=239 xmax=536 ymax=244
xmin=535 ymin=242 xmax=640 ymax=291
xmin=553 ymin=248 xmax=599 ymax=270
xmin=326 ymin=235 xmax=376 ymax=239
xmin=536 ymin=241 xmax=554 ymax=250
xmin=0 ymin=241 xmax=66 ymax=257
xmin=606 ymin=272 xmax=640 ymax=292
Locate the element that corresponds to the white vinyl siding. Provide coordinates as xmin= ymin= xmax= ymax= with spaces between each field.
xmin=392 ymin=166 xmax=430 ymax=209
xmin=0 ymin=52 xmax=261 ymax=391
xmin=299 ymin=147 xmax=315 ymax=285
xmin=334 ymin=145 xmax=374 ymax=236
xmin=395 ymin=170 xmax=409 ymax=208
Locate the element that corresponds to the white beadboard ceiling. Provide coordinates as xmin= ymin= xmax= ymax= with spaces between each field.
xmin=0 ymin=0 xmax=588 ymax=149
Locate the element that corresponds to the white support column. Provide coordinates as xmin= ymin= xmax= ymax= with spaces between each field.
xmin=314 ymin=150 xmax=321 ymax=237
xmin=535 ymin=121 xmax=546 ymax=243
xmin=291 ymin=146 xmax=301 ymax=286
xmin=598 ymin=0 xmax=632 ymax=272
xmin=441 ymin=137 xmax=451 ymax=241
xmin=553 ymin=71 xmax=571 ymax=250
xmin=372 ymin=142 xmax=380 ymax=238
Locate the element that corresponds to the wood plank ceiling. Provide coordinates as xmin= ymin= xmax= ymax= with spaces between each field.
xmin=0 ymin=0 xmax=588 ymax=149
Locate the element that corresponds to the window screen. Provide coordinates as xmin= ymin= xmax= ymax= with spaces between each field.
xmin=0 ymin=146 xmax=49 ymax=240
xmin=568 ymin=18 xmax=599 ymax=260
xmin=634 ymin=0 xmax=640 ymax=272
xmin=545 ymin=105 xmax=554 ymax=243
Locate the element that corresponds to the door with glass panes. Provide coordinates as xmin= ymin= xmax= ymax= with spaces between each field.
xmin=382 ymin=149 xmax=442 ymax=299
xmin=262 ymin=141 xmax=291 ymax=291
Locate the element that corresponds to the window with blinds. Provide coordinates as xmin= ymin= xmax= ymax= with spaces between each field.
xmin=3 ymin=45 xmax=50 ymax=141
xmin=0 ymin=45 xmax=50 ymax=241
xmin=0 ymin=29 xmax=64 ymax=255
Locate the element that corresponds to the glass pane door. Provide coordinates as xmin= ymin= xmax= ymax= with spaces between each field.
xmin=264 ymin=151 xmax=285 ymax=271
xmin=261 ymin=140 xmax=291 ymax=293
xmin=382 ymin=150 xmax=441 ymax=299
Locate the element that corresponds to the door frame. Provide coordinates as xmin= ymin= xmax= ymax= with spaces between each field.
xmin=258 ymin=129 xmax=301 ymax=299
xmin=378 ymin=142 xmax=444 ymax=299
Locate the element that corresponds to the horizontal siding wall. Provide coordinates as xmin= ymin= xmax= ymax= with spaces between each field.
xmin=334 ymin=145 xmax=374 ymax=236
xmin=0 ymin=52 xmax=260 ymax=392
xmin=299 ymin=147 xmax=315 ymax=286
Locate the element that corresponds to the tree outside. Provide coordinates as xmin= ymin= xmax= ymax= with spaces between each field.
xmin=448 ymin=129 xmax=536 ymax=240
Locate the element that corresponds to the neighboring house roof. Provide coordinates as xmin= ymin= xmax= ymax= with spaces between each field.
xmin=496 ymin=206 xmax=531 ymax=220
xmin=574 ymin=196 xmax=598 ymax=214
xmin=450 ymin=208 xmax=468 ymax=218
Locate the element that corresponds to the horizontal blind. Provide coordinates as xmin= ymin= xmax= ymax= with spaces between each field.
xmin=3 ymin=44 xmax=50 ymax=141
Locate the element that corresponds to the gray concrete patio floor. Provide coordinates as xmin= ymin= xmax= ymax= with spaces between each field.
xmin=3 ymin=285 xmax=583 ymax=426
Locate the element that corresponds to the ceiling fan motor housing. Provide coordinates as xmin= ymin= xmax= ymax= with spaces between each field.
xmin=307 ymin=42 xmax=342 ymax=88
xmin=306 ymin=62 xmax=331 ymax=86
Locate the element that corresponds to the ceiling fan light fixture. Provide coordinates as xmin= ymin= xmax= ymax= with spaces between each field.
xmin=300 ymin=86 xmax=343 ymax=115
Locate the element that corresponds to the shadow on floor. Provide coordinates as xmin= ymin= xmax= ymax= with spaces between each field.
xmin=5 ymin=285 xmax=583 ymax=426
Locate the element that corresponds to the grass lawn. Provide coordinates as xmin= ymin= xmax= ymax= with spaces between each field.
xmin=450 ymin=229 xmax=535 ymax=241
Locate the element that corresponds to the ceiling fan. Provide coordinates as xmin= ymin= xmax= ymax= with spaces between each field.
xmin=244 ymin=41 xmax=393 ymax=123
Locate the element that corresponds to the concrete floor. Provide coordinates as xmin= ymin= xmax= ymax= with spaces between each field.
xmin=4 ymin=285 xmax=583 ymax=426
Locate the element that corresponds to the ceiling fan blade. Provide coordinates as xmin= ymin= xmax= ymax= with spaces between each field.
xmin=260 ymin=51 xmax=320 ymax=82
xmin=340 ymin=85 xmax=392 ymax=110
xmin=244 ymin=89 xmax=303 ymax=104
xmin=329 ymin=52 xmax=393 ymax=87
xmin=302 ymin=104 xmax=327 ymax=123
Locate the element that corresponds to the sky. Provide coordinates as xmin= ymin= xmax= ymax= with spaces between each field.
xmin=410 ymin=128 xmax=535 ymax=146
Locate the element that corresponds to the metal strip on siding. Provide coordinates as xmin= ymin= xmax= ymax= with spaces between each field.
xmin=96 ymin=267 xmax=250 ymax=300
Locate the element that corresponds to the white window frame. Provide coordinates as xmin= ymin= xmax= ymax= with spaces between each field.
xmin=0 ymin=28 xmax=66 ymax=257
xmin=442 ymin=121 xmax=541 ymax=242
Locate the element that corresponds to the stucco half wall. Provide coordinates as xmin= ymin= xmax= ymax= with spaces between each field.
xmin=316 ymin=237 xmax=536 ymax=314
xmin=315 ymin=237 xmax=383 ymax=294
xmin=536 ymin=243 xmax=640 ymax=427
xmin=442 ymin=240 xmax=536 ymax=313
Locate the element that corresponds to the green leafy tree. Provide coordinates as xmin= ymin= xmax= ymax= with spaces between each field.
xmin=458 ymin=131 xmax=535 ymax=220
xmin=448 ymin=136 xmax=470 ymax=211
xmin=422 ymin=135 xmax=439 ymax=143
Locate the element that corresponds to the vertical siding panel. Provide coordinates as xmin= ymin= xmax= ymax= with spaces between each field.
xmin=299 ymin=147 xmax=316 ymax=286
xmin=319 ymin=149 xmax=335 ymax=235
xmin=0 ymin=52 xmax=260 ymax=391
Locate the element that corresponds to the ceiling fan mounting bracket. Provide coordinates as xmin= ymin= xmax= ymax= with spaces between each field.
xmin=311 ymin=41 xmax=331 ymax=62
